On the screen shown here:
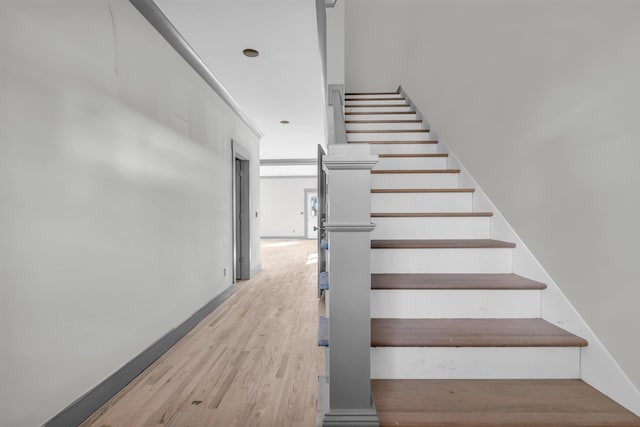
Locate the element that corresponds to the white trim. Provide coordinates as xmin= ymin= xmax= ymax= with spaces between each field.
xmin=372 ymin=347 xmax=580 ymax=379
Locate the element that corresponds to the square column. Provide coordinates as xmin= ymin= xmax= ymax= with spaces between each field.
xmin=320 ymin=144 xmax=379 ymax=426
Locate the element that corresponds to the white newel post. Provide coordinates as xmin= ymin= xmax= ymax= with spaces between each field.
xmin=321 ymin=144 xmax=379 ymax=426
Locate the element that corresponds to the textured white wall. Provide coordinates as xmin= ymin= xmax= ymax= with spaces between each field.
xmin=0 ymin=1 xmax=260 ymax=426
xmin=260 ymin=177 xmax=317 ymax=237
xmin=345 ymin=0 xmax=640 ymax=390
xmin=327 ymin=0 xmax=345 ymax=87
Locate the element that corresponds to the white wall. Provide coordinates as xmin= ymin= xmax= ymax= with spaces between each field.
xmin=327 ymin=0 xmax=345 ymax=87
xmin=260 ymin=177 xmax=317 ymax=238
xmin=345 ymin=0 xmax=640 ymax=391
xmin=0 ymin=1 xmax=260 ymax=426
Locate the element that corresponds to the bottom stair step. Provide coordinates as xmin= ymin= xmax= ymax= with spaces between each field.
xmin=372 ymin=379 xmax=640 ymax=426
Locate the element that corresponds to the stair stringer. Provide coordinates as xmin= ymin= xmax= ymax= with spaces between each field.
xmin=398 ymin=85 xmax=640 ymax=416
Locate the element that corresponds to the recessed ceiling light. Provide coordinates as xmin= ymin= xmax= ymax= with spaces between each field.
xmin=243 ymin=48 xmax=259 ymax=58
xmin=280 ymin=120 xmax=290 ymax=124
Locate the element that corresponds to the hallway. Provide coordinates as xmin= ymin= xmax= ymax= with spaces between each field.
xmin=82 ymin=240 xmax=323 ymax=427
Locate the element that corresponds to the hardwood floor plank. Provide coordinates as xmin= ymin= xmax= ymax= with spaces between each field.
xmin=81 ymin=240 xmax=322 ymax=427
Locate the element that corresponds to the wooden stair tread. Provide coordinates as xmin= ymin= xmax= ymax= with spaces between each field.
xmin=345 ymin=111 xmax=417 ymax=115
xmin=371 ymin=239 xmax=516 ymax=249
xmin=345 ymin=97 xmax=404 ymax=101
xmin=372 ymin=212 xmax=492 ymax=217
xmin=371 ymin=273 xmax=546 ymax=290
xmin=345 ymin=104 xmax=409 ymax=108
xmin=371 ymin=169 xmax=460 ymax=174
xmin=350 ymin=140 xmax=437 ymax=144
xmin=347 ymin=129 xmax=429 ymax=133
xmin=377 ymin=153 xmax=448 ymax=158
xmin=371 ymin=318 xmax=588 ymax=347
xmin=345 ymin=92 xmax=398 ymax=95
xmin=372 ymin=188 xmax=474 ymax=193
xmin=372 ymin=379 xmax=640 ymax=426
xmin=345 ymin=119 xmax=421 ymax=124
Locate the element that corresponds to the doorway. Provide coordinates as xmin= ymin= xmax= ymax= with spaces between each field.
xmin=305 ymin=189 xmax=318 ymax=239
xmin=233 ymin=142 xmax=251 ymax=281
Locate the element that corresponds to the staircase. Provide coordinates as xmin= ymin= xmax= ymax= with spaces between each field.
xmin=343 ymin=91 xmax=640 ymax=426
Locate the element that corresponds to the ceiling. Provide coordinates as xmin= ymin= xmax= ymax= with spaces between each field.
xmin=155 ymin=0 xmax=326 ymax=160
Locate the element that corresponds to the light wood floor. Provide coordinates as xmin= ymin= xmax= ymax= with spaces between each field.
xmin=82 ymin=239 xmax=323 ymax=427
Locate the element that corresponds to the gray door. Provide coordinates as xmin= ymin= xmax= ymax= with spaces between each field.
xmin=235 ymin=157 xmax=250 ymax=280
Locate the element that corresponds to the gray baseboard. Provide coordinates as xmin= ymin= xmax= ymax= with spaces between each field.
xmin=43 ymin=284 xmax=236 ymax=427
xmin=250 ymin=263 xmax=262 ymax=278
xmin=317 ymin=378 xmax=379 ymax=426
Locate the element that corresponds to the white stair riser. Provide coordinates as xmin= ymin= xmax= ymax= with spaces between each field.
xmin=371 ymin=248 xmax=512 ymax=273
xmin=375 ymin=157 xmax=448 ymax=170
xmin=371 ymin=217 xmax=490 ymax=239
xmin=371 ymin=193 xmax=473 ymax=213
xmin=346 ymin=122 xmax=424 ymax=131
xmin=371 ymin=347 xmax=580 ymax=379
xmin=346 ymin=113 xmax=418 ymax=121
xmin=369 ymin=144 xmax=439 ymax=155
xmin=371 ymin=173 xmax=459 ymax=189
xmin=371 ymin=290 xmax=541 ymax=318
xmin=346 ymin=94 xmax=402 ymax=99
xmin=345 ymin=106 xmax=413 ymax=113
xmin=346 ymin=99 xmax=408 ymax=106
xmin=348 ymin=132 xmax=432 ymax=142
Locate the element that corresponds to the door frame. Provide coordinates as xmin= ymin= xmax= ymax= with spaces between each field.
xmin=304 ymin=188 xmax=318 ymax=239
xmin=232 ymin=140 xmax=251 ymax=282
